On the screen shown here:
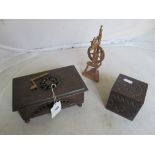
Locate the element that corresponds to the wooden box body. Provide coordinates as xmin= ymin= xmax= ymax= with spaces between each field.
xmin=13 ymin=65 xmax=88 ymax=123
xmin=106 ymin=74 xmax=148 ymax=120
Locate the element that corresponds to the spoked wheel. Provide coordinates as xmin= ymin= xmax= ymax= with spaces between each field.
xmin=87 ymin=46 xmax=105 ymax=64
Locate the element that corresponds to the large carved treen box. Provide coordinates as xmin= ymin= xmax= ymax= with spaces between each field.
xmin=106 ymin=74 xmax=148 ymax=120
xmin=12 ymin=65 xmax=88 ymax=123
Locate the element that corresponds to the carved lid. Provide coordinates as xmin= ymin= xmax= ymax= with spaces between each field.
xmin=12 ymin=65 xmax=88 ymax=111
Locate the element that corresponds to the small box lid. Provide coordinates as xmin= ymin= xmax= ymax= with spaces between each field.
xmin=112 ymin=74 xmax=148 ymax=103
xmin=13 ymin=65 xmax=88 ymax=111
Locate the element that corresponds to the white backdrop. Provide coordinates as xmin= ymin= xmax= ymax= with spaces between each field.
xmin=0 ymin=19 xmax=155 ymax=52
xmin=0 ymin=19 xmax=155 ymax=134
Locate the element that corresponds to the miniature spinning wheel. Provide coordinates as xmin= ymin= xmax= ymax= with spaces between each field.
xmin=82 ymin=25 xmax=105 ymax=82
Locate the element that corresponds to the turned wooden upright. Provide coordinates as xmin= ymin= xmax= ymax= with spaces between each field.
xmin=82 ymin=25 xmax=105 ymax=82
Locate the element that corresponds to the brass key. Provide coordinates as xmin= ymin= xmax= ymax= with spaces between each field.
xmin=30 ymin=72 xmax=49 ymax=90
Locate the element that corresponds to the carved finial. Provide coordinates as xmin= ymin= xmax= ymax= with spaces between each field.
xmin=98 ymin=25 xmax=103 ymax=44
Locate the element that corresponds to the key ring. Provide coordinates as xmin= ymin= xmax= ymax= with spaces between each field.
xmin=51 ymin=84 xmax=57 ymax=103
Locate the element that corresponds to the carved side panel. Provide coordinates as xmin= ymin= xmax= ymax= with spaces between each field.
xmin=106 ymin=92 xmax=142 ymax=120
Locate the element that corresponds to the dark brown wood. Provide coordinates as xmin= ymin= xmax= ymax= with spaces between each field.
xmin=82 ymin=25 xmax=105 ymax=82
xmin=12 ymin=65 xmax=88 ymax=123
xmin=106 ymin=74 xmax=148 ymax=121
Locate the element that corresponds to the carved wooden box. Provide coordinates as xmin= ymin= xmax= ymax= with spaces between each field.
xmin=12 ymin=65 xmax=88 ymax=123
xmin=106 ymin=74 xmax=148 ymax=121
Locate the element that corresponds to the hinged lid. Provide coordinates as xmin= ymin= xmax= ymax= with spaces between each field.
xmin=13 ymin=65 xmax=88 ymax=111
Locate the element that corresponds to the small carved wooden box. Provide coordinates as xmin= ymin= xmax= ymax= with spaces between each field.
xmin=106 ymin=74 xmax=148 ymax=121
xmin=12 ymin=65 xmax=88 ymax=123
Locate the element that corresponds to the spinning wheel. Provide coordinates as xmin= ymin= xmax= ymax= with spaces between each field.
xmin=82 ymin=25 xmax=105 ymax=82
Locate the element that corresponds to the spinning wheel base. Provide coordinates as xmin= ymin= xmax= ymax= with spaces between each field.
xmin=82 ymin=68 xmax=99 ymax=82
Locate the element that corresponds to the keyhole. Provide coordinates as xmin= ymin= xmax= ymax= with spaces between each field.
xmin=51 ymin=83 xmax=57 ymax=89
